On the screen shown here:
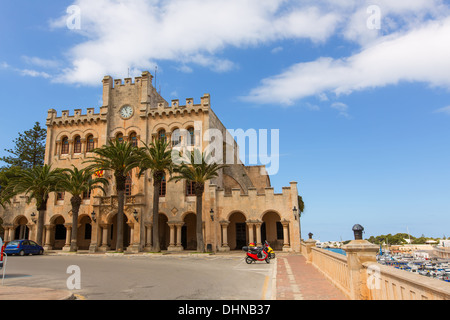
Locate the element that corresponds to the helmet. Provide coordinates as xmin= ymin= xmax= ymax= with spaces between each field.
xmin=249 ymin=242 xmax=256 ymax=247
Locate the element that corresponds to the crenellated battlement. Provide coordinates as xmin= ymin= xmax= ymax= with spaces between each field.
xmin=46 ymin=107 xmax=107 ymax=127
xmin=147 ymin=94 xmax=211 ymax=118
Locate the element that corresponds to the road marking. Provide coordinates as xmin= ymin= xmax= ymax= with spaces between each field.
xmin=271 ymin=258 xmax=277 ymax=300
xmin=261 ymin=276 xmax=269 ymax=300
xmin=282 ymin=258 xmax=303 ymax=300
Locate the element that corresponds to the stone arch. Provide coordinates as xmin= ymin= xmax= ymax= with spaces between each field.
xmin=227 ymin=211 xmax=247 ymax=250
xmin=261 ymin=211 xmax=283 ymax=250
xmin=14 ymin=216 xmax=29 ymax=240
xmin=77 ymin=214 xmax=93 ymax=250
xmin=52 ymin=215 xmax=66 ymax=250
xmin=158 ymin=213 xmax=170 ymax=250
xmin=182 ymin=212 xmax=196 ymax=250
xmin=108 ymin=212 xmax=130 ymax=250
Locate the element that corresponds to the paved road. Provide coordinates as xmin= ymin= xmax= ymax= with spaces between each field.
xmin=3 ymin=254 xmax=275 ymax=300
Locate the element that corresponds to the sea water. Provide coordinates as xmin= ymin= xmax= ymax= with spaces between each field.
xmin=324 ymin=248 xmax=346 ymax=256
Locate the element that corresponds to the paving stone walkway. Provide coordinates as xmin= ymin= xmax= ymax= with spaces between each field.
xmin=276 ymin=254 xmax=348 ymax=300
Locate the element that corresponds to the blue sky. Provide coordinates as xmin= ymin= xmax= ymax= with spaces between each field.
xmin=1 ymin=0 xmax=450 ymax=241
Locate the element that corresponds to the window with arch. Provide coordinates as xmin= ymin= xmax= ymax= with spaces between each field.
xmin=61 ymin=137 xmax=69 ymax=154
xmin=129 ymin=132 xmax=138 ymax=147
xmin=86 ymin=135 xmax=95 ymax=152
xmin=158 ymin=129 xmax=166 ymax=142
xmin=187 ymin=127 xmax=195 ymax=146
xmin=160 ymin=174 xmax=166 ymax=197
xmin=125 ymin=173 xmax=132 ymax=196
xmin=171 ymin=129 xmax=181 ymax=147
xmin=186 ymin=180 xmax=195 ymax=196
xmin=116 ymin=132 xmax=124 ymax=142
xmin=74 ymin=136 xmax=82 ymax=153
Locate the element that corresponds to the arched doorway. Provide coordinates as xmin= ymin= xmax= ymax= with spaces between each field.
xmin=14 ymin=216 xmax=29 ymax=240
xmin=182 ymin=212 xmax=196 ymax=250
xmin=158 ymin=213 xmax=170 ymax=250
xmin=261 ymin=211 xmax=283 ymax=250
xmin=77 ymin=215 xmax=92 ymax=250
xmin=228 ymin=212 xmax=247 ymax=250
xmin=109 ymin=213 xmax=130 ymax=250
xmin=53 ymin=216 xmax=66 ymax=250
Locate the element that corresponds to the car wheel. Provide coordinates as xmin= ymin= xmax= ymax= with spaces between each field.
xmin=39 ymin=249 xmax=44 ymax=255
xmin=19 ymin=250 xmax=25 ymax=256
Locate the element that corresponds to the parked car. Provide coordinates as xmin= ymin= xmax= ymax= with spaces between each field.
xmin=4 ymin=240 xmax=44 ymax=256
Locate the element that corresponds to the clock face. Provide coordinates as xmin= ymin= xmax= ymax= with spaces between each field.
xmin=119 ymin=105 xmax=133 ymax=119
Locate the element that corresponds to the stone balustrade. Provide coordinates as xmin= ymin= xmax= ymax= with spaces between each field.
xmin=301 ymin=239 xmax=450 ymax=300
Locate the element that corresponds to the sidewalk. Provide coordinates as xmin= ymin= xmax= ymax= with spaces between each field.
xmin=275 ymin=254 xmax=348 ymax=300
xmin=0 ymin=285 xmax=74 ymax=300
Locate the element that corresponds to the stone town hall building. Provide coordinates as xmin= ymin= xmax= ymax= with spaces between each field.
xmin=0 ymin=71 xmax=301 ymax=253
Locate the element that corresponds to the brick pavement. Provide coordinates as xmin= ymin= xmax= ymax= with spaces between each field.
xmin=276 ymin=254 xmax=348 ymax=300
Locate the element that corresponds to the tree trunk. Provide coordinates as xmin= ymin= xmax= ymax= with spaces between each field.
xmin=116 ymin=189 xmax=125 ymax=252
xmin=195 ymin=183 xmax=205 ymax=253
xmin=70 ymin=195 xmax=82 ymax=252
xmin=152 ymin=176 xmax=161 ymax=252
xmin=35 ymin=197 xmax=48 ymax=246
xmin=36 ymin=209 xmax=45 ymax=246
xmin=115 ymin=174 xmax=127 ymax=253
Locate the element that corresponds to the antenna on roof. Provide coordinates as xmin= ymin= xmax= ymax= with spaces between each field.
xmin=154 ymin=65 xmax=158 ymax=88
xmin=128 ymin=67 xmax=130 ymax=78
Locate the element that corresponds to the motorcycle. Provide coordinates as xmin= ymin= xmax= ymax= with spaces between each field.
xmin=265 ymin=241 xmax=275 ymax=259
xmin=242 ymin=242 xmax=270 ymax=264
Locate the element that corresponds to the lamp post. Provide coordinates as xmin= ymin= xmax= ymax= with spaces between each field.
xmin=133 ymin=209 xmax=139 ymax=222
xmin=91 ymin=211 xmax=96 ymax=223
xmin=352 ymin=224 xmax=364 ymax=240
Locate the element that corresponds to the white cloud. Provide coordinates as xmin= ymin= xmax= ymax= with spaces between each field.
xmin=434 ymin=106 xmax=450 ymax=115
xmin=331 ymin=102 xmax=350 ymax=118
xmin=244 ymin=16 xmax=450 ymax=105
xmin=20 ymin=69 xmax=51 ymax=79
xmin=48 ymin=0 xmax=341 ymax=85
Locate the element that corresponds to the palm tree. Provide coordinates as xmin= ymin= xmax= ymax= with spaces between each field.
xmin=171 ymin=149 xmax=226 ymax=252
xmin=84 ymin=139 xmax=141 ymax=252
xmin=136 ymin=138 xmax=173 ymax=252
xmin=56 ymin=166 xmax=108 ymax=252
xmin=6 ymin=165 xmax=62 ymax=245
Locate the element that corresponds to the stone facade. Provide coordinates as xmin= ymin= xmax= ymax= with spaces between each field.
xmin=0 ymin=71 xmax=301 ymax=253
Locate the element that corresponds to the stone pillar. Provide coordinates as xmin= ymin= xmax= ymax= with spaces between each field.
xmin=219 ymin=221 xmax=230 ymax=252
xmin=63 ymin=224 xmax=72 ymax=252
xmin=127 ymin=222 xmax=139 ymax=253
xmin=175 ymin=223 xmax=184 ymax=250
xmin=27 ymin=223 xmax=35 ymax=242
xmin=247 ymin=222 xmax=254 ymax=245
xmin=255 ymin=222 xmax=262 ymax=247
xmin=44 ymin=225 xmax=53 ymax=250
xmin=8 ymin=227 xmax=14 ymax=242
xmin=304 ymin=238 xmax=316 ymax=263
xmin=144 ymin=223 xmax=152 ymax=251
xmin=281 ymin=220 xmax=290 ymax=251
xmin=343 ymin=239 xmax=379 ymax=300
xmin=167 ymin=223 xmax=177 ymax=252
xmin=99 ymin=224 xmax=110 ymax=252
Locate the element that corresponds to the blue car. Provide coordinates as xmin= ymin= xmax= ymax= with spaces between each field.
xmin=4 ymin=240 xmax=44 ymax=256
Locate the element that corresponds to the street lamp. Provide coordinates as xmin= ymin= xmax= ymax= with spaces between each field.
xmin=91 ymin=211 xmax=96 ymax=222
xmin=133 ymin=209 xmax=139 ymax=222
xmin=31 ymin=212 xmax=37 ymax=223
xmin=352 ymin=224 xmax=364 ymax=240
xmin=210 ymin=209 xmax=214 ymax=222
xmin=293 ymin=206 xmax=298 ymax=220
